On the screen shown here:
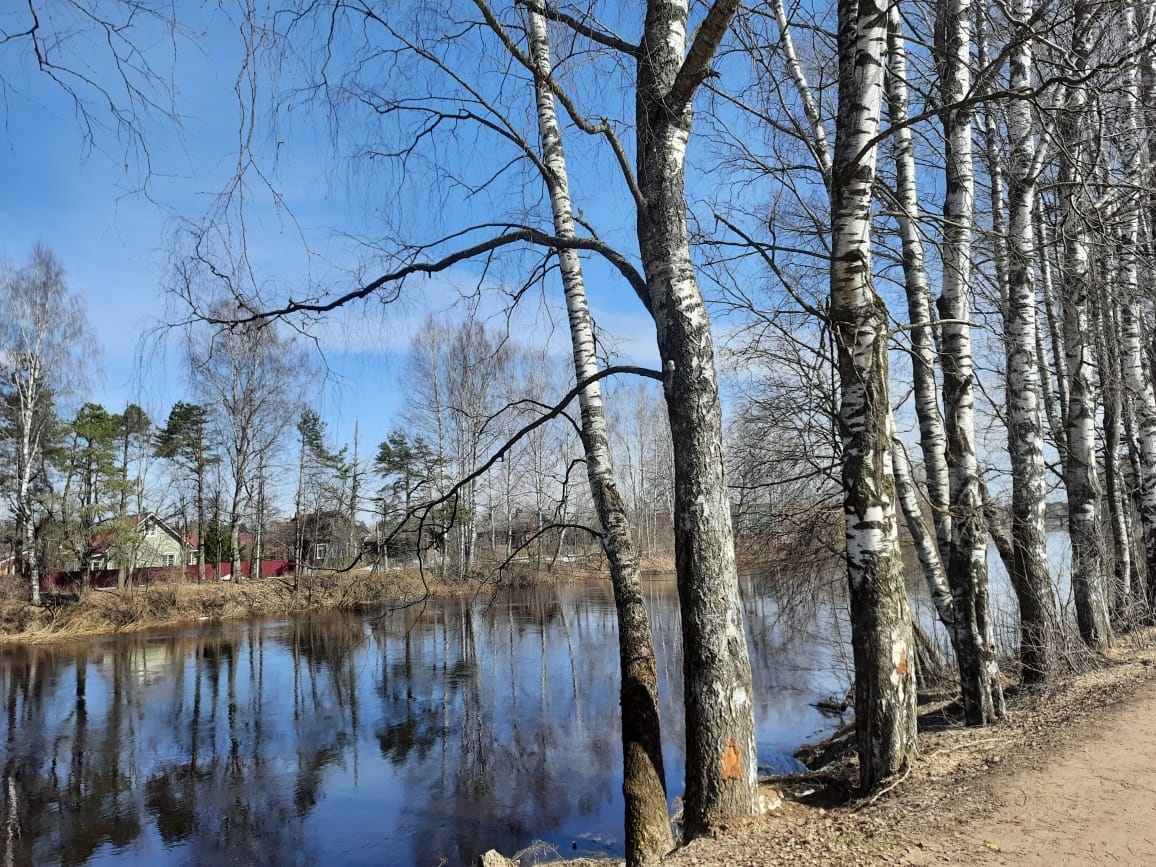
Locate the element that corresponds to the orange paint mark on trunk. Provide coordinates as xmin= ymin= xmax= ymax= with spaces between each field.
xmin=722 ymin=737 xmax=741 ymax=780
xmin=897 ymin=649 xmax=909 ymax=676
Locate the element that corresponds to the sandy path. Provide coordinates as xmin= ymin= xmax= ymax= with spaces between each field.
xmin=908 ymin=680 xmax=1156 ymax=866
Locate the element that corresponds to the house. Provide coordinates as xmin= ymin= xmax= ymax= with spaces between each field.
xmin=90 ymin=513 xmax=192 ymax=570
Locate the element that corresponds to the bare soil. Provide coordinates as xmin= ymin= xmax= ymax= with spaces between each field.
xmin=650 ymin=631 xmax=1156 ymax=867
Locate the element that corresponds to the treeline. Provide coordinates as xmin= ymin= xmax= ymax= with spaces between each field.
xmin=0 ymin=261 xmax=677 ymax=599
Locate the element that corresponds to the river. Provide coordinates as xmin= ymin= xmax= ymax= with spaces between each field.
xmin=0 ymin=577 xmax=850 ymax=866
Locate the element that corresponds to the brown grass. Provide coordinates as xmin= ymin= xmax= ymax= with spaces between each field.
xmin=0 ymin=568 xmax=452 ymax=644
xmin=0 ymin=561 xmax=621 ymax=645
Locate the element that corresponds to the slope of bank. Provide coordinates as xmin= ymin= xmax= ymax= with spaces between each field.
xmin=0 ymin=568 xmax=467 ymax=644
xmin=655 ymin=633 xmax=1156 ymax=867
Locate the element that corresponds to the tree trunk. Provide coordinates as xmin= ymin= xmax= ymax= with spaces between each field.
xmin=1097 ymin=293 xmax=1132 ymax=622
xmin=886 ymin=5 xmax=950 ymax=571
xmin=831 ymin=0 xmax=918 ymax=787
xmin=935 ymin=0 xmax=1004 ymax=723
xmin=1003 ymin=0 xmax=1062 ymax=682
xmin=196 ymin=454 xmax=207 ymax=583
xmin=1058 ymin=0 xmax=1112 ymax=649
xmin=635 ymin=0 xmax=760 ymax=833
xmin=893 ymin=437 xmax=956 ymax=636
xmin=526 ymin=13 xmax=674 ymax=857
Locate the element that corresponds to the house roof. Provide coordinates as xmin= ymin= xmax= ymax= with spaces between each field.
xmin=90 ymin=512 xmax=193 ymax=553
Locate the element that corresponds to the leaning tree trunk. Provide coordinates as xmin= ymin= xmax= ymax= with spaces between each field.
xmin=1003 ymin=0 xmax=1062 ymax=682
xmin=934 ymin=0 xmax=1004 ymax=723
xmin=831 ymin=0 xmax=918 ymax=787
xmin=886 ymin=4 xmax=951 ymax=572
xmin=526 ymin=8 xmax=673 ymax=861
xmin=1058 ymin=0 xmax=1112 ymax=649
xmin=893 ymin=436 xmax=957 ymax=637
xmin=635 ymin=0 xmax=760 ymax=835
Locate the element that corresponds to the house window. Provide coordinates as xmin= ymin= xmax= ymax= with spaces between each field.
xmin=143 ymin=521 xmax=156 ymax=537
xmin=314 ymin=543 xmax=328 ymax=562
xmin=162 ymin=554 xmax=176 ymax=567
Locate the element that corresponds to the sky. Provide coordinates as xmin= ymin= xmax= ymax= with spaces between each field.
xmin=0 ymin=2 xmax=664 ymax=457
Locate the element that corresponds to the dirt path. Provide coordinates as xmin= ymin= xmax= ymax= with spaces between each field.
xmin=906 ymin=679 xmax=1156 ymax=866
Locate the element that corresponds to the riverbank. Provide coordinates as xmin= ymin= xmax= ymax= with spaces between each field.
xmin=0 ymin=557 xmax=682 ymax=645
xmin=0 ymin=567 xmax=495 ymax=644
xmin=558 ymin=629 xmax=1156 ymax=866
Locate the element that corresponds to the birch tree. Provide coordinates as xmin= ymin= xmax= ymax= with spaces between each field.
xmin=0 ymin=246 xmax=92 ymax=604
xmin=830 ymin=0 xmax=918 ymax=786
xmin=1002 ymin=0 xmax=1062 ymax=681
xmin=1057 ymin=0 xmax=1113 ymax=648
xmin=522 ymin=8 xmax=672 ymax=857
xmin=933 ymin=0 xmax=1004 ymax=722
xmin=190 ymin=0 xmax=762 ymax=835
xmin=633 ymin=0 xmax=762 ymax=826
xmin=187 ymin=308 xmax=303 ymax=581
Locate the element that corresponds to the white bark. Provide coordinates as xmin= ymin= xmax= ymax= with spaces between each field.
xmin=770 ymin=0 xmax=832 ymax=182
xmin=1058 ymin=0 xmax=1112 ymax=648
xmin=635 ymin=0 xmax=761 ymax=830
xmin=935 ymin=0 xmax=1004 ymax=722
xmin=1003 ymin=0 xmax=1061 ymax=680
xmin=1120 ymin=0 xmax=1156 ymax=612
xmin=886 ymin=4 xmax=950 ymax=571
xmin=831 ymin=0 xmax=918 ymax=785
xmin=525 ymin=9 xmax=673 ymax=858
xmin=0 ymin=248 xmax=91 ymax=605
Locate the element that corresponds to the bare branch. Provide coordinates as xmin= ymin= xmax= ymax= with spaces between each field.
xmin=203 ymin=224 xmax=650 ymax=325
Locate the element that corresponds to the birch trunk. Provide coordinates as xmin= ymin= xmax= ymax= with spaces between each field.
xmin=935 ymin=0 xmax=1003 ymax=722
xmin=771 ymin=0 xmax=832 ymax=182
xmin=976 ymin=24 xmax=1009 ymax=304
xmin=1058 ymin=0 xmax=1112 ymax=649
xmin=886 ymin=5 xmax=950 ymax=571
xmin=893 ymin=436 xmax=955 ymax=633
xmin=525 ymin=14 xmax=673 ymax=859
xmin=832 ymin=0 xmax=918 ymax=786
xmin=196 ymin=452 xmax=206 ymax=583
xmin=636 ymin=0 xmax=760 ymax=832
xmin=14 ymin=375 xmax=41 ymax=605
xmin=1003 ymin=0 xmax=1061 ymax=681
xmin=1120 ymin=0 xmax=1156 ymax=616
xmin=1034 ymin=211 xmax=1067 ymax=453
xmin=1097 ymin=293 xmax=1132 ymax=619
xmin=1122 ymin=297 xmax=1156 ymax=613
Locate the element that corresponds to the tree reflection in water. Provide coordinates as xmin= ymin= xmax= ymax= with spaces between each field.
xmin=0 ymin=579 xmax=847 ymax=866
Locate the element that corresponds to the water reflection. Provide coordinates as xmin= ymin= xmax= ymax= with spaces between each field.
xmin=1 ymin=579 xmax=846 ymax=866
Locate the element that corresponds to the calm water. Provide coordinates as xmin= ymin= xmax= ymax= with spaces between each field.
xmin=0 ymin=578 xmax=848 ymax=866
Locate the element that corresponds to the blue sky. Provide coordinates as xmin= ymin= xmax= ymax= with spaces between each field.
xmin=0 ymin=2 xmax=663 ymax=456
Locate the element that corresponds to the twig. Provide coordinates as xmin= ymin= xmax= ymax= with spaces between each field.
xmin=857 ymin=766 xmax=912 ymax=809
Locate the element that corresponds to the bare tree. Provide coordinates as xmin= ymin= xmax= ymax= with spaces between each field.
xmin=186 ymin=303 xmax=304 ymax=581
xmin=524 ymin=6 xmax=672 ymax=857
xmin=933 ymin=0 xmax=1004 ymax=722
xmin=829 ymin=0 xmax=918 ymax=786
xmin=0 ymin=245 xmax=93 ymax=604
xmin=187 ymin=0 xmax=761 ymax=836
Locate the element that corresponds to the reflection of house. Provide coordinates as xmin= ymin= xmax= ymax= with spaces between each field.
xmin=91 ymin=513 xmax=192 ymax=570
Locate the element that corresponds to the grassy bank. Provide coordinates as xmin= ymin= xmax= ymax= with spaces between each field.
xmin=0 ymin=567 xmax=498 ymax=644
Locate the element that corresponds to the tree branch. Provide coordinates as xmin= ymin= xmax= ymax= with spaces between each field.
xmin=204 ymin=224 xmax=651 ymax=324
xmin=670 ymin=0 xmax=742 ymax=112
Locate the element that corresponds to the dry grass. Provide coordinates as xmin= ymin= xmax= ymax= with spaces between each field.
xmin=0 ymin=561 xmax=617 ymax=645
xmin=0 ymin=568 xmax=460 ymax=644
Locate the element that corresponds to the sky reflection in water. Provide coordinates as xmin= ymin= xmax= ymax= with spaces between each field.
xmin=0 ymin=578 xmax=848 ymax=866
